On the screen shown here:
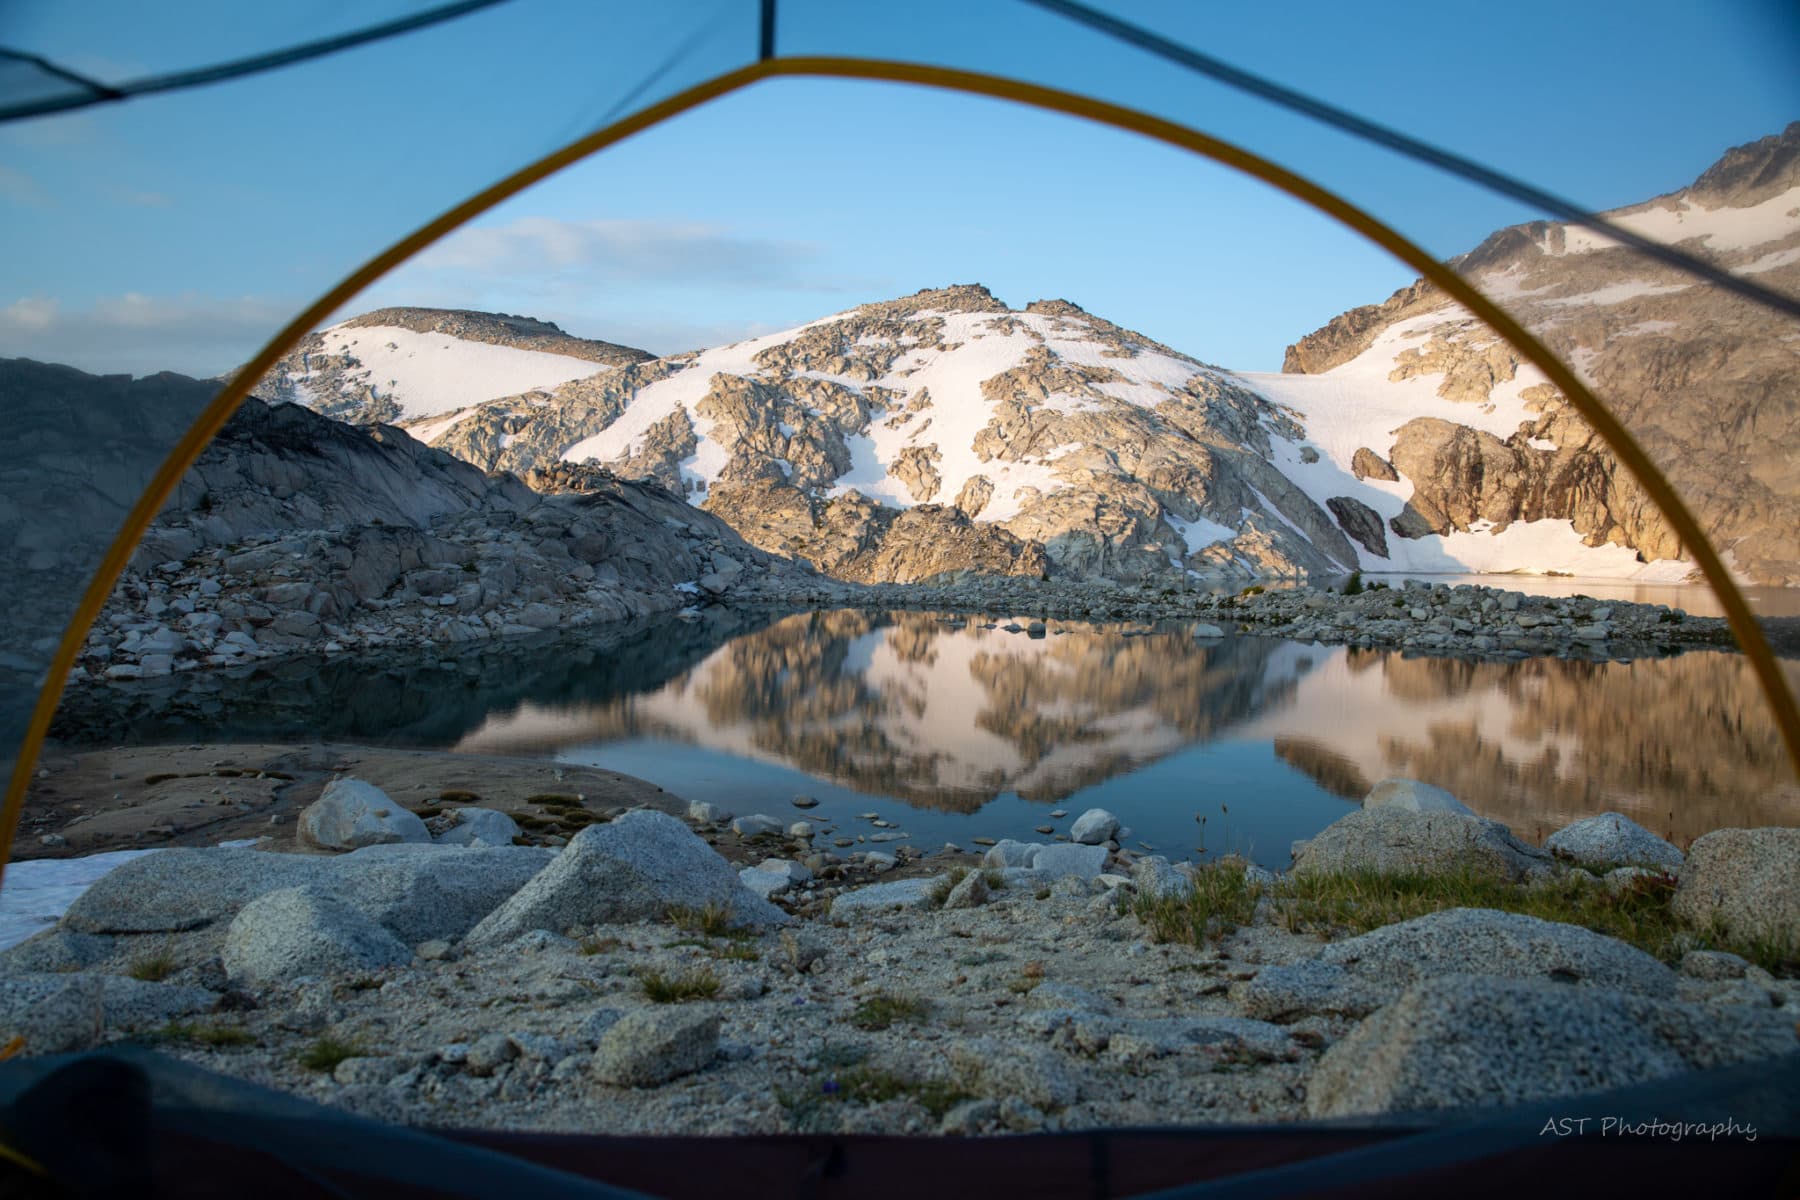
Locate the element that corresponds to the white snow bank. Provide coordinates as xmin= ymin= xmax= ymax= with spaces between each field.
xmin=314 ymin=325 xmax=606 ymax=420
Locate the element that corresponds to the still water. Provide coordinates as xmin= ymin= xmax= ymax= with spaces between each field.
xmin=57 ymin=602 xmax=1799 ymax=869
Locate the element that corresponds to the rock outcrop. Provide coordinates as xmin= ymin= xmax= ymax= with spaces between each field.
xmin=1277 ymin=121 xmax=1800 ymax=584
xmin=78 ymin=392 xmax=834 ymax=681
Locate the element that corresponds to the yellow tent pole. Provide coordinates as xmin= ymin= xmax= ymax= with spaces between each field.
xmin=4 ymin=56 xmax=1794 ymax=888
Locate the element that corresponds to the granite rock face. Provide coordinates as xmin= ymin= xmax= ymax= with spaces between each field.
xmin=1546 ymin=812 xmax=1683 ymax=871
xmin=1672 ymin=827 xmax=1800 ymax=954
xmin=1306 ymin=974 xmax=1800 ymax=1117
xmin=467 ymin=811 xmax=786 ymax=945
xmin=222 ymin=887 xmax=413 ymax=987
xmin=1316 ymin=908 xmax=1679 ymax=997
xmin=1293 ymin=807 xmax=1553 ymax=881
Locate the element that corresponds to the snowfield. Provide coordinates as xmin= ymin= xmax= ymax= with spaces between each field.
xmin=305 ymin=325 xmax=609 ymax=419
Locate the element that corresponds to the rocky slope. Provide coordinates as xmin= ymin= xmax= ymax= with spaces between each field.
xmin=1268 ymin=121 xmax=1800 ymax=585
xmin=264 ymin=288 xmax=1363 ymax=585
xmin=81 ymin=388 xmax=845 ymax=683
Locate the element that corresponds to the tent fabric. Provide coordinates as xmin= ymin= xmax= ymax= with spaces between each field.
xmin=0 ymin=1 xmax=1797 ymax=1181
xmin=0 ymin=1048 xmax=1795 ymax=1198
xmin=1 ymin=13 xmax=1796 ymax=865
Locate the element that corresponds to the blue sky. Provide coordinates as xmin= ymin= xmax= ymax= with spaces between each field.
xmin=2 ymin=0 xmax=1795 ymax=375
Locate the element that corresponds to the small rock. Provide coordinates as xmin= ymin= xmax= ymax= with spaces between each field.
xmin=790 ymin=795 xmax=819 ymax=809
xmin=591 ymin=1008 xmax=720 ymax=1087
xmin=299 ymin=779 xmax=430 ymax=852
xmin=465 ymin=1032 xmax=520 ymax=1077
xmin=1069 ymin=808 xmax=1120 ymax=845
xmin=730 ymin=814 xmax=783 ymax=839
xmin=434 ymin=808 xmax=522 ymax=848
xmin=942 ymin=871 xmax=990 ymax=909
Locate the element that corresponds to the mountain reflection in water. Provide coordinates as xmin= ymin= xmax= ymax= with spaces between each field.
xmin=55 ymin=607 xmax=1798 ymax=862
xmin=453 ymin=610 xmax=1798 ymax=848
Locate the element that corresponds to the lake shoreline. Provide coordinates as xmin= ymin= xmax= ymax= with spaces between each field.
xmin=70 ymin=573 xmax=1783 ymax=704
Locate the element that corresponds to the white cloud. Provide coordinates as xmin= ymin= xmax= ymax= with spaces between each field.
xmin=411 ymin=216 xmax=839 ymax=289
xmin=0 ymin=293 xmax=300 ymax=378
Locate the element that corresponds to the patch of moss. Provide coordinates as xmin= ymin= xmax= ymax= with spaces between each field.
xmin=437 ymin=790 xmax=481 ymax=804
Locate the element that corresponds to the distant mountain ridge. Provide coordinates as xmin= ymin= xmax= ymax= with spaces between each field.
xmin=251 ymin=124 xmax=1800 ymax=586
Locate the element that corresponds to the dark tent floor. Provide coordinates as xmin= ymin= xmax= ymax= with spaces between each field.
xmin=2 ymin=1049 xmax=1795 ymax=1198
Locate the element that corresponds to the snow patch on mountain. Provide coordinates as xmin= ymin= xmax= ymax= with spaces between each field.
xmin=300 ymin=325 xmax=608 ymax=419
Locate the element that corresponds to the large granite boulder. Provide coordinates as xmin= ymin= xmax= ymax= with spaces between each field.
xmin=58 ymin=843 xmax=553 ymax=945
xmin=1546 ymin=812 xmax=1683 ymax=871
xmin=327 ymin=844 xmax=556 ymax=943
xmin=222 ymin=887 xmax=413 ymax=987
xmin=1317 ymin=908 xmax=1678 ymax=997
xmin=1306 ymin=974 xmax=1800 ymax=1117
xmin=60 ymin=849 xmax=324 ymax=934
xmin=299 ymin=779 xmax=431 ymax=851
xmin=466 ymin=811 xmax=784 ymax=946
xmin=1293 ymin=807 xmax=1552 ymax=881
xmin=1672 ymin=827 xmax=1800 ymax=955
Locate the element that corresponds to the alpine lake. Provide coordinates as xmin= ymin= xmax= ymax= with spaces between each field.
xmin=51 ymin=575 xmax=1800 ymax=869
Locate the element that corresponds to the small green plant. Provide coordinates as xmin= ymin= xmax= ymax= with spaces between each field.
xmin=148 ymin=1022 xmax=254 ymax=1048
xmin=849 ymin=992 xmax=931 ymax=1030
xmin=1240 ymin=585 xmax=1265 ymax=597
xmin=714 ymin=942 xmax=760 ymax=962
xmin=1130 ymin=859 xmax=1263 ymax=947
xmin=580 ymin=935 xmax=620 ymax=956
xmin=775 ymin=1045 xmax=975 ymax=1126
xmin=638 ymin=966 xmax=721 ymax=1003
xmin=438 ymin=790 xmax=481 ymax=804
xmin=925 ymin=866 xmax=1008 ymax=907
xmin=1342 ymin=571 xmax=1364 ymax=596
xmin=296 ymin=1036 xmax=367 ymax=1073
xmin=128 ymin=952 xmax=179 ymax=983
xmin=667 ymin=901 xmax=738 ymax=938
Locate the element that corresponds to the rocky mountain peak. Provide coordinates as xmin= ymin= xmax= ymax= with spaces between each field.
xmin=1690 ymin=119 xmax=1800 ymax=208
xmin=857 ymin=283 xmax=1009 ymax=319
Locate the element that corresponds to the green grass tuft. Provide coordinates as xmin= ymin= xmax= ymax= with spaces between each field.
xmin=848 ymin=992 xmax=931 ymax=1030
xmin=638 ymin=966 xmax=721 ymax=1003
xmin=667 ymin=901 xmax=740 ymax=938
xmin=296 ymin=1036 xmax=367 ymax=1073
xmin=127 ymin=952 xmax=179 ymax=982
xmin=1130 ymin=859 xmax=1263 ymax=947
xmin=148 ymin=1022 xmax=254 ymax=1048
xmin=1270 ymin=867 xmax=1795 ymax=974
